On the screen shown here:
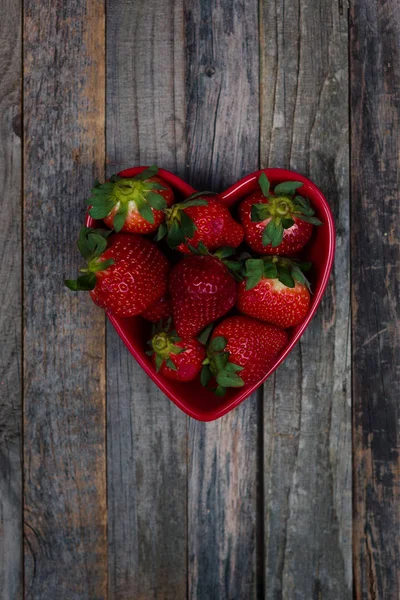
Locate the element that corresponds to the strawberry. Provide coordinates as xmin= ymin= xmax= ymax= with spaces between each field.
xmin=237 ymin=256 xmax=311 ymax=328
xmin=169 ymin=252 xmax=237 ymax=338
xmin=157 ymin=195 xmax=244 ymax=253
xmin=140 ymin=294 xmax=172 ymax=323
xmin=201 ymin=316 xmax=288 ymax=395
xmin=146 ymin=321 xmax=205 ymax=382
xmin=87 ymin=165 xmax=174 ymax=234
xmin=239 ymin=173 xmax=321 ymax=255
xmin=65 ymin=228 xmax=169 ymax=317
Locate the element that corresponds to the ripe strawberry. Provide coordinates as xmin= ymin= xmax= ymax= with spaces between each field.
xmin=239 ymin=173 xmax=321 ymax=255
xmin=87 ymin=165 xmax=174 ymax=234
xmin=169 ymin=253 xmax=237 ymax=338
xmin=146 ymin=322 xmax=205 ymax=382
xmin=237 ymin=257 xmax=311 ymax=328
xmin=141 ymin=294 xmax=172 ymax=322
xmin=201 ymin=316 xmax=288 ymax=395
xmin=65 ymin=228 xmax=169 ymax=317
xmin=157 ymin=195 xmax=244 ymax=253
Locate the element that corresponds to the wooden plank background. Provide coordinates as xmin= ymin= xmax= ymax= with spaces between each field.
xmin=23 ymin=1 xmax=107 ymax=598
xmin=0 ymin=0 xmax=397 ymax=598
xmin=351 ymin=0 xmax=400 ymax=598
xmin=0 ymin=1 xmax=22 ymax=598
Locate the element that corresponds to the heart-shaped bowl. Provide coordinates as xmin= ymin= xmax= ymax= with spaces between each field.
xmin=86 ymin=167 xmax=335 ymax=421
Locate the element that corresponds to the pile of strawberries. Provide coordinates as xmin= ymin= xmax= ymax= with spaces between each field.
xmin=66 ymin=166 xmax=321 ymax=396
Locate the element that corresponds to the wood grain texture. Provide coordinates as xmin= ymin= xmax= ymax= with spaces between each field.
xmin=260 ymin=0 xmax=352 ymax=597
xmin=350 ymin=0 xmax=400 ymax=597
xmin=106 ymin=2 xmax=188 ymax=598
xmin=0 ymin=0 xmax=22 ymax=598
xmin=23 ymin=1 xmax=107 ymax=598
xmin=185 ymin=1 xmax=262 ymax=597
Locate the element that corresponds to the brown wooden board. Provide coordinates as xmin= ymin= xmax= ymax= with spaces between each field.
xmin=23 ymin=1 xmax=107 ymax=597
xmin=106 ymin=1 xmax=188 ymax=598
xmin=0 ymin=0 xmax=22 ymax=598
xmin=185 ymin=1 xmax=262 ymax=597
xmin=350 ymin=0 xmax=400 ymax=597
xmin=260 ymin=0 xmax=352 ymax=597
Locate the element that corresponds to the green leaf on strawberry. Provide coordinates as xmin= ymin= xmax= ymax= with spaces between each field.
xmin=216 ymin=370 xmax=244 ymax=388
xmin=244 ymin=259 xmax=265 ymax=291
xmin=165 ymin=358 xmax=178 ymax=371
xmin=155 ymin=222 xmax=168 ymax=241
xmin=273 ymin=181 xmax=303 ymax=196
xmin=132 ymin=164 xmax=159 ymax=181
xmin=200 ymin=365 xmax=213 ymax=386
xmin=209 ymin=336 xmax=227 ymax=353
xmin=162 ymin=197 xmax=209 ymax=248
xmin=64 ymin=227 xmax=115 ymax=291
xmin=180 ymin=211 xmax=196 ymax=238
xmin=263 ymin=218 xmax=284 ymax=247
xmin=250 ymin=173 xmax=322 ymax=247
xmin=201 ymin=334 xmax=244 ymax=394
xmin=87 ymin=165 xmax=168 ymax=231
xmin=65 ymin=272 xmax=96 ymax=291
xmin=137 ymin=201 xmax=155 ymax=224
xmin=258 ymin=172 xmax=270 ymax=197
xmin=167 ymin=219 xmax=186 ymax=247
xmin=242 ymin=256 xmax=312 ymax=292
xmin=197 ymin=323 xmax=214 ymax=345
xmin=277 ymin=266 xmax=295 ymax=288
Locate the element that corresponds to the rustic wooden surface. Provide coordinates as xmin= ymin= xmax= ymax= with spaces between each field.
xmin=351 ymin=0 xmax=400 ymax=598
xmin=23 ymin=1 xmax=107 ymax=598
xmin=260 ymin=0 xmax=352 ymax=598
xmin=0 ymin=1 xmax=22 ymax=599
xmin=0 ymin=0 xmax=398 ymax=597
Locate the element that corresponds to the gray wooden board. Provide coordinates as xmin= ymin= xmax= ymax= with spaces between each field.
xmin=185 ymin=0 xmax=262 ymax=597
xmin=350 ymin=0 xmax=400 ymax=597
xmin=260 ymin=0 xmax=352 ymax=597
xmin=106 ymin=1 xmax=188 ymax=598
xmin=23 ymin=1 xmax=107 ymax=597
xmin=0 ymin=0 xmax=22 ymax=598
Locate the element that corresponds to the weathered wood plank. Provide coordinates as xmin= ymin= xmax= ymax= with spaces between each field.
xmin=23 ymin=2 xmax=107 ymax=597
xmin=350 ymin=0 xmax=400 ymax=597
xmin=185 ymin=1 xmax=261 ymax=597
xmin=0 ymin=0 xmax=22 ymax=598
xmin=106 ymin=2 xmax=188 ymax=598
xmin=260 ymin=0 xmax=352 ymax=597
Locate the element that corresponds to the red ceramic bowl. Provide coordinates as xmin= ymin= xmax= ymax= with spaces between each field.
xmin=86 ymin=167 xmax=335 ymax=421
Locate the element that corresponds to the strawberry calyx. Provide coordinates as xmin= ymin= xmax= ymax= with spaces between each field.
xmin=146 ymin=320 xmax=185 ymax=372
xmin=87 ymin=165 xmax=167 ymax=232
xmin=251 ymin=172 xmax=322 ymax=247
xmin=201 ymin=335 xmax=245 ymax=396
xmin=65 ymin=227 xmax=115 ymax=291
xmin=187 ymin=244 xmax=243 ymax=281
xmin=156 ymin=191 xmax=215 ymax=247
xmin=242 ymin=256 xmax=312 ymax=291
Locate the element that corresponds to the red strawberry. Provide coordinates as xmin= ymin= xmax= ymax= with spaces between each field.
xmin=239 ymin=173 xmax=321 ymax=255
xmin=158 ymin=195 xmax=244 ymax=253
xmin=147 ymin=323 xmax=205 ymax=382
xmin=237 ymin=257 xmax=311 ymax=328
xmin=141 ymin=294 xmax=172 ymax=322
xmin=65 ymin=228 xmax=169 ymax=317
xmin=169 ymin=254 xmax=237 ymax=338
xmin=87 ymin=165 xmax=174 ymax=234
xmin=201 ymin=316 xmax=288 ymax=395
